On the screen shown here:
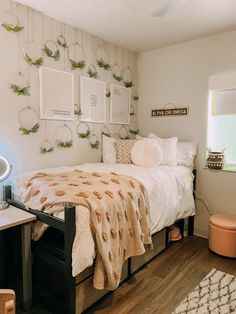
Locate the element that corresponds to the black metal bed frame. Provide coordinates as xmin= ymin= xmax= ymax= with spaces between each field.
xmin=3 ymin=169 xmax=195 ymax=313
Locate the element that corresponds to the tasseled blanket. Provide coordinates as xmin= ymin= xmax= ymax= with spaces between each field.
xmin=23 ymin=170 xmax=152 ymax=290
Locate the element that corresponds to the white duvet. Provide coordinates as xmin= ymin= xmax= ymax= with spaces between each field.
xmin=11 ymin=163 xmax=195 ymax=277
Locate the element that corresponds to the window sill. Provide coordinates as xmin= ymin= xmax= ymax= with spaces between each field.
xmin=204 ymin=165 xmax=236 ymax=173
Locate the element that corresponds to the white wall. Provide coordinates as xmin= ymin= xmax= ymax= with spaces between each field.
xmin=0 ymin=0 xmax=137 ymax=191
xmin=137 ymin=30 xmax=236 ymax=237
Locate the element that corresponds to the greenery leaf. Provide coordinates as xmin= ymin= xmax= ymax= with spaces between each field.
xmin=90 ymin=140 xmax=100 ymax=149
xmin=124 ymin=80 xmax=134 ymax=88
xmin=10 ymin=83 xmax=30 ymax=96
xmin=19 ymin=123 xmax=40 ymax=135
xmin=87 ymin=68 xmax=98 ymax=78
xmin=97 ymin=58 xmax=111 ymax=70
xmin=40 ymin=147 xmax=54 ymax=154
xmin=129 ymin=128 xmax=139 ymax=135
xmin=70 ymin=59 xmax=86 ymax=70
xmin=43 ymin=45 xmax=60 ymax=61
xmin=57 ymin=140 xmax=73 ymax=148
xmin=113 ymin=73 xmax=122 ymax=82
xmin=78 ymin=129 xmax=91 ymax=139
xmin=1 ymin=22 xmax=24 ymax=32
xmin=24 ymin=53 xmax=43 ymax=67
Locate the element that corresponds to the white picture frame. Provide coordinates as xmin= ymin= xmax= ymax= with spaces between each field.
xmin=80 ymin=76 xmax=106 ymax=123
xmin=39 ymin=67 xmax=74 ymax=121
xmin=110 ymin=84 xmax=130 ymax=124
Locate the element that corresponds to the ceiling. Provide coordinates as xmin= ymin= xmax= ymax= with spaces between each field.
xmin=16 ymin=0 xmax=236 ymax=52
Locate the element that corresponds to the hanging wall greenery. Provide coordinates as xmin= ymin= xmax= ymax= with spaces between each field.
xmin=18 ymin=106 xmax=40 ymax=135
xmin=55 ymin=124 xmax=73 ymax=149
xmin=112 ymin=63 xmax=122 ymax=82
xmin=23 ymin=43 xmax=44 ymax=67
xmin=67 ymin=42 xmax=86 ymax=70
xmin=57 ymin=35 xmax=68 ymax=48
xmin=129 ymin=128 xmax=139 ymax=135
xmin=87 ymin=64 xmax=98 ymax=78
xmin=122 ymin=66 xmax=134 ymax=88
xmin=89 ymin=134 xmax=100 ymax=149
xmin=96 ymin=46 xmax=111 ymax=70
xmin=42 ymin=40 xmax=60 ymax=61
xmin=40 ymin=140 xmax=54 ymax=154
xmin=76 ymin=122 xmax=91 ymax=139
xmin=1 ymin=11 xmax=24 ymax=32
xmin=10 ymin=83 xmax=30 ymax=96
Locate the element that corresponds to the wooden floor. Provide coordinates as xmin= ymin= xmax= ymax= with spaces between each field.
xmin=25 ymin=236 xmax=236 ymax=314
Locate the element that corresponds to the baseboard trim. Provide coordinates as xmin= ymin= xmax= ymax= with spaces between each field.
xmin=194 ymin=228 xmax=208 ymax=239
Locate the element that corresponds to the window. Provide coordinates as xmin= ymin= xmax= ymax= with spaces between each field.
xmin=207 ymin=73 xmax=236 ymax=165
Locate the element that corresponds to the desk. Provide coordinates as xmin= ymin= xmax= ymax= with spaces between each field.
xmin=0 ymin=206 xmax=36 ymax=310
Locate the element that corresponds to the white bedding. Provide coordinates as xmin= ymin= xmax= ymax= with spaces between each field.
xmin=11 ymin=163 xmax=195 ymax=277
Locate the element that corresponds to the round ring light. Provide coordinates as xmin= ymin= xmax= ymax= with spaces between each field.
xmin=0 ymin=156 xmax=12 ymax=182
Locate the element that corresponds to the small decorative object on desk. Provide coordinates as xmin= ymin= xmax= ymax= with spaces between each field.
xmin=206 ymin=149 xmax=225 ymax=170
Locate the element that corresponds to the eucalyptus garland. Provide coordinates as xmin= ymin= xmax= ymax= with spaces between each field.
xmin=57 ymin=140 xmax=73 ymax=148
xmin=24 ymin=52 xmax=43 ymax=67
xmin=129 ymin=128 xmax=139 ymax=135
xmin=102 ymin=125 xmax=111 ymax=137
xmin=10 ymin=83 xmax=30 ymax=96
xmin=87 ymin=65 xmax=98 ymax=78
xmin=42 ymin=41 xmax=60 ymax=61
xmin=119 ymin=125 xmax=130 ymax=140
xmin=18 ymin=107 xmax=40 ymax=136
xmin=1 ymin=12 xmax=24 ymax=32
xmin=89 ymin=134 xmax=100 ymax=149
xmin=123 ymin=67 xmax=134 ymax=88
xmin=40 ymin=140 xmax=54 ymax=154
xmin=2 ymin=22 xmax=24 ymax=32
xmin=76 ymin=122 xmax=91 ymax=139
xmin=55 ymin=124 xmax=73 ymax=149
xmin=67 ymin=42 xmax=86 ymax=70
xmin=57 ymin=35 xmax=68 ymax=48
xmin=40 ymin=147 xmax=54 ymax=154
xmin=97 ymin=58 xmax=111 ymax=70
xmin=19 ymin=123 xmax=40 ymax=135
xmin=96 ymin=46 xmax=111 ymax=70
xmin=124 ymin=80 xmax=134 ymax=88
xmin=74 ymin=104 xmax=82 ymax=116
xmin=112 ymin=63 xmax=122 ymax=82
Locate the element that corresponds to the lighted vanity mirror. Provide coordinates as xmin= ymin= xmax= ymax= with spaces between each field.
xmin=0 ymin=156 xmax=11 ymax=182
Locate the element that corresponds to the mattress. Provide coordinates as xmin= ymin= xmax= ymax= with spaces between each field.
xmin=10 ymin=163 xmax=195 ymax=277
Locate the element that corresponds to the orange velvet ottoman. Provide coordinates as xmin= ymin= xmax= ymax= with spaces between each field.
xmin=209 ymin=214 xmax=236 ymax=258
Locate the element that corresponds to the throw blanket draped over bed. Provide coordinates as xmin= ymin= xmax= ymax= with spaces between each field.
xmin=23 ymin=170 xmax=152 ymax=290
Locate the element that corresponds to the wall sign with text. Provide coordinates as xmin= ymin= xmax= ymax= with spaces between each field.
xmin=151 ymin=107 xmax=188 ymax=117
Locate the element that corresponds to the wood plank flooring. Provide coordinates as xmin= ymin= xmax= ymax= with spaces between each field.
xmin=25 ymin=236 xmax=236 ymax=314
xmin=88 ymin=236 xmax=236 ymax=314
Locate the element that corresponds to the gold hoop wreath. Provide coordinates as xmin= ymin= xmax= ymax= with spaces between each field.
xmin=22 ymin=41 xmax=44 ymax=67
xmin=119 ymin=125 xmax=129 ymax=139
xmin=1 ymin=11 xmax=24 ymax=32
xmin=40 ymin=139 xmax=54 ymax=154
xmin=96 ymin=46 xmax=111 ymax=70
xmin=89 ymin=133 xmax=100 ymax=149
xmin=122 ymin=66 xmax=134 ymax=88
xmin=112 ymin=63 xmax=122 ymax=82
xmin=18 ymin=106 xmax=40 ymax=135
xmin=67 ymin=42 xmax=86 ymax=70
xmin=55 ymin=124 xmax=73 ymax=148
xmin=76 ymin=121 xmax=91 ymax=139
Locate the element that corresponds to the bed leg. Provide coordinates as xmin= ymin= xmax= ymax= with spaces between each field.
xmin=188 ymin=216 xmax=194 ymax=236
xmin=64 ymin=206 xmax=76 ymax=314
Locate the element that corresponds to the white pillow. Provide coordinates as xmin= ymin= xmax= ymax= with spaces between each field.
xmin=102 ymin=135 xmax=117 ymax=163
xmin=148 ymin=133 xmax=177 ymax=166
xmin=131 ymin=139 xmax=163 ymax=167
xmin=177 ymin=142 xmax=197 ymax=168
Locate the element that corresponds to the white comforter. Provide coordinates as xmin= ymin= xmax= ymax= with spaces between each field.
xmin=11 ymin=163 xmax=195 ymax=277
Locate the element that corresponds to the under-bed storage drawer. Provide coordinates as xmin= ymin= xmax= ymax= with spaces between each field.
xmin=131 ymin=229 xmax=166 ymax=273
xmin=75 ymin=261 xmax=128 ymax=313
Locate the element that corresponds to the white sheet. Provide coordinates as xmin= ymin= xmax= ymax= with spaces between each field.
xmin=11 ymin=163 xmax=195 ymax=277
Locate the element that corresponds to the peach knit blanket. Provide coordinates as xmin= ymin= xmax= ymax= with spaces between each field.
xmin=23 ymin=170 xmax=152 ymax=290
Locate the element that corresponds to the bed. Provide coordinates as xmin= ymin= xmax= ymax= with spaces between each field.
xmin=3 ymin=163 xmax=195 ymax=313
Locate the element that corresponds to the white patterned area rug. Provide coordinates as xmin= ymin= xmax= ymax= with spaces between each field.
xmin=173 ymin=268 xmax=236 ymax=314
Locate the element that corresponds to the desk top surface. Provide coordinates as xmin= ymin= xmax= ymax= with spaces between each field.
xmin=0 ymin=205 xmax=36 ymax=231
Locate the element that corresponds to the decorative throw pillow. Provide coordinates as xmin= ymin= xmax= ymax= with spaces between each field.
xmin=131 ymin=139 xmax=163 ymax=167
xmin=148 ymin=133 xmax=178 ymax=166
xmin=177 ymin=141 xmax=197 ymax=168
xmin=102 ymin=135 xmax=118 ymax=163
xmin=116 ymin=139 xmax=136 ymax=164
